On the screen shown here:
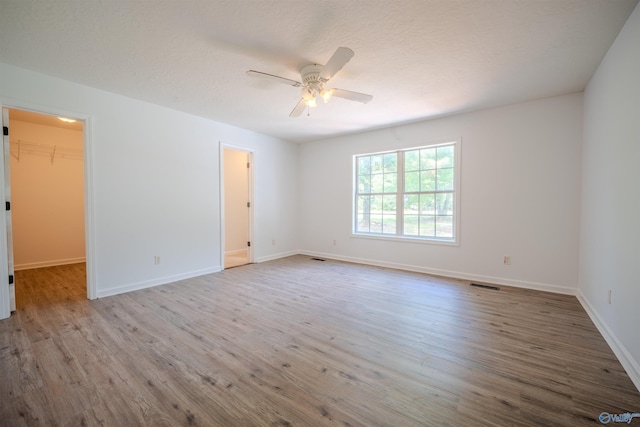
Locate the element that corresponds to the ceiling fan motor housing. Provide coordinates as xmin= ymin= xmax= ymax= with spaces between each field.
xmin=300 ymin=64 xmax=326 ymax=95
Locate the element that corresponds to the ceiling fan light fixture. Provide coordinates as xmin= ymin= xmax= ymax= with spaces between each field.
xmin=302 ymin=87 xmax=317 ymax=108
xmin=247 ymin=46 xmax=372 ymax=117
xmin=320 ymin=89 xmax=333 ymax=103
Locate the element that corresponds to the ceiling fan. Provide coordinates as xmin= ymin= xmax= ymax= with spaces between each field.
xmin=246 ymin=47 xmax=373 ymax=117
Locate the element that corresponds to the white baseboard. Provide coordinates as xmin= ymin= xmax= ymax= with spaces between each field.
xmin=96 ymin=266 xmax=221 ymax=299
xmin=254 ymin=250 xmax=299 ymax=264
xmin=97 ymin=248 xmax=298 ymax=299
xmin=577 ymin=292 xmax=640 ymax=393
xmin=299 ymin=250 xmax=577 ymax=295
xmin=98 ymin=250 xmax=298 ymax=299
xmin=15 ymin=257 xmax=86 ymax=271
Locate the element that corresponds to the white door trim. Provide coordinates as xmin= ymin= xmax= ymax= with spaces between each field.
xmin=0 ymin=99 xmax=97 ymax=315
xmin=0 ymin=107 xmax=11 ymax=319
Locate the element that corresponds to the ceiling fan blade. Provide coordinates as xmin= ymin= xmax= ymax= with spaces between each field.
xmin=331 ymin=88 xmax=373 ymax=104
xmin=289 ymin=99 xmax=306 ymax=117
xmin=318 ymin=47 xmax=354 ymax=82
xmin=246 ymin=70 xmax=302 ymax=87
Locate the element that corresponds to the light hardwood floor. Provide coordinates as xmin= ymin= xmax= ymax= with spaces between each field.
xmin=1 ymin=257 xmax=639 ymax=426
xmin=225 ymin=250 xmax=250 ymax=268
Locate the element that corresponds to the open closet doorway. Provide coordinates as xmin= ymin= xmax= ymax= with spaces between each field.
xmin=222 ymin=146 xmax=253 ymax=269
xmin=4 ymin=108 xmax=87 ymax=310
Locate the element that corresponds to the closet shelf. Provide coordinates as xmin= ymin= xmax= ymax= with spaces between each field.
xmin=10 ymin=139 xmax=83 ymax=163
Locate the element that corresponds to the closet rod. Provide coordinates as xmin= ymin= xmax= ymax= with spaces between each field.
xmin=9 ymin=139 xmax=83 ymax=163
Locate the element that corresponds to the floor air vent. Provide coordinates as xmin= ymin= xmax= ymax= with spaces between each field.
xmin=311 ymin=257 xmax=326 ymax=261
xmin=470 ymin=283 xmax=500 ymax=291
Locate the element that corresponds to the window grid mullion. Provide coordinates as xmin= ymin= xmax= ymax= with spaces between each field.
xmin=397 ymin=151 xmax=404 ymax=236
xmin=354 ymin=160 xmax=359 ymax=233
xmin=355 ymin=160 xmax=364 ymax=233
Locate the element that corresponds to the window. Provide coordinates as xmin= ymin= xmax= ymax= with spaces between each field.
xmin=354 ymin=141 xmax=459 ymax=243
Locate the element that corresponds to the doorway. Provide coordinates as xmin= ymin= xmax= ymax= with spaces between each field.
xmin=3 ymin=107 xmax=87 ymax=310
xmin=221 ymin=146 xmax=253 ymax=269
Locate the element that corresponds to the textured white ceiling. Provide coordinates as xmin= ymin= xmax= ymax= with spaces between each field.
xmin=0 ymin=0 xmax=637 ymax=143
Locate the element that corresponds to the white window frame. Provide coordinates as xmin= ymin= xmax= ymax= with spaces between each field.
xmin=352 ymin=140 xmax=461 ymax=245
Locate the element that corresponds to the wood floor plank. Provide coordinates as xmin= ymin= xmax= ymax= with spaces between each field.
xmin=1 ymin=257 xmax=639 ymax=426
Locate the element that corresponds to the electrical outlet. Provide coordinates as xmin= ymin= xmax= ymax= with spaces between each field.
xmin=154 ymin=256 xmax=161 ymax=265
xmin=332 ymin=239 xmax=336 ymax=246
xmin=272 ymin=239 xmax=276 ymax=246
xmin=608 ymin=289 xmax=612 ymax=304
xmin=503 ymin=255 xmax=511 ymax=265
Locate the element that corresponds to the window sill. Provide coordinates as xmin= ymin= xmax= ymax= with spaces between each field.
xmin=350 ymin=233 xmax=459 ymax=247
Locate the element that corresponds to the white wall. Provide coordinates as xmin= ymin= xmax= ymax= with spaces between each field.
xmin=579 ymin=4 xmax=640 ymax=390
xmin=0 ymin=62 xmax=299 ymax=303
xmin=9 ymin=119 xmax=85 ymax=269
xmin=252 ymin=135 xmax=299 ymax=262
xmin=299 ymin=93 xmax=583 ymax=294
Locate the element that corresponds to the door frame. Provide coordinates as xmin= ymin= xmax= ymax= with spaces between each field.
xmin=0 ymin=99 xmax=96 ymax=319
xmin=0 ymin=108 xmax=10 ymax=318
xmin=219 ymin=142 xmax=254 ymax=269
